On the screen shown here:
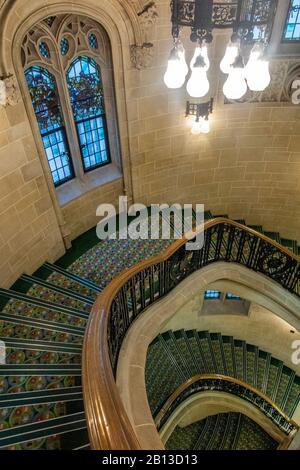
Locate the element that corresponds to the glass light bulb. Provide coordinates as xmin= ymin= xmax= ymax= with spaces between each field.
xmin=201 ymin=45 xmax=210 ymax=71
xmin=220 ymin=44 xmax=239 ymax=74
xmin=245 ymin=47 xmax=261 ymax=82
xmin=187 ymin=67 xmax=210 ymax=98
xmin=190 ymin=46 xmax=210 ymax=71
xmin=191 ymin=119 xmax=202 ymax=135
xmin=223 ymin=65 xmax=247 ymax=100
xmin=164 ymin=57 xmax=186 ymax=89
xmin=246 ymin=57 xmax=271 ymax=92
xmin=178 ymin=45 xmax=189 ymax=78
xmin=200 ymin=117 xmax=210 ymax=134
xmin=190 ymin=47 xmax=200 ymax=69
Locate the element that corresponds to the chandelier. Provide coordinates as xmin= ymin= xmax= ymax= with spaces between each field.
xmin=164 ymin=0 xmax=278 ymax=100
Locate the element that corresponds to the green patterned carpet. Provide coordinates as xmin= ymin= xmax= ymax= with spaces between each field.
xmin=0 ymin=236 xmax=170 ymax=449
xmin=0 ymin=209 xmax=298 ymax=450
xmin=166 ymin=413 xmax=278 ymax=450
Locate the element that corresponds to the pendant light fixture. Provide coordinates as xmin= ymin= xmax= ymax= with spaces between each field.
xmin=223 ymin=55 xmax=248 ymax=100
xmin=186 ymin=99 xmax=213 ymax=135
xmin=163 ymin=40 xmax=188 ymax=89
xmin=245 ymin=44 xmax=271 ymax=92
xmin=187 ymin=50 xmax=210 ymax=98
xmin=164 ymin=1 xmax=277 ymax=99
xmin=220 ymin=42 xmax=239 ymax=74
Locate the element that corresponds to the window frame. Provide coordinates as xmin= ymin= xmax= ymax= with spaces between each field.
xmin=41 ymin=125 xmax=75 ymax=187
xmin=267 ymin=0 xmax=300 ymax=55
xmin=74 ymin=112 xmax=112 ymax=173
xmin=204 ymin=290 xmax=221 ymax=300
xmin=282 ymin=0 xmax=300 ymax=43
xmin=22 ymin=15 xmax=121 ymax=194
xmin=66 ymin=55 xmax=112 ymax=174
xmin=24 ymin=65 xmax=75 ymax=187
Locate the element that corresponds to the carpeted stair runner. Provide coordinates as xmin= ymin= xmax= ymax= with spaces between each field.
xmin=165 ymin=413 xmax=278 ymax=450
xmin=146 ymin=330 xmax=300 ymax=419
xmin=0 ymin=212 xmax=298 ymax=449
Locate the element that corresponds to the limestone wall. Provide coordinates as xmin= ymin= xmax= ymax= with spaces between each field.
xmin=0 ymin=0 xmax=299 ymax=288
xmin=0 ymin=102 xmax=65 ymax=287
xmin=128 ymin=0 xmax=300 ymax=242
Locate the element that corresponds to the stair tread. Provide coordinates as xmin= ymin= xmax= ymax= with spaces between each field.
xmin=147 ymin=330 xmax=300 ymax=421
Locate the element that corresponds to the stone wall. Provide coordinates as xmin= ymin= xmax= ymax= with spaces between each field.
xmin=116 ymin=263 xmax=300 ymax=450
xmin=0 ymin=0 xmax=299 ymax=288
xmin=61 ymin=179 xmax=124 ymax=241
xmin=0 ymin=101 xmax=65 ymax=287
xmin=128 ymin=0 xmax=300 ymax=242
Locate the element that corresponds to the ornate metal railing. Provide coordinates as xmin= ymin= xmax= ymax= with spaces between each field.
xmin=154 ymin=374 xmax=299 ymax=436
xmin=82 ymin=218 xmax=300 ymax=449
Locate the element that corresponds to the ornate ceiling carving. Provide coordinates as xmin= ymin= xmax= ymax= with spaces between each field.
xmin=129 ymin=1 xmax=158 ymax=69
xmin=0 ymin=74 xmax=20 ymax=107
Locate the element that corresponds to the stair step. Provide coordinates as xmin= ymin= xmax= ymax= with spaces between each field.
xmin=0 ymin=289 xmax=89 ymax=320
xmin=280 ymin=238 xmax=298 ymax=255
xmin=20 ymin=274 xmax=94 ymax=306
xmin=212 ymin=214 xmax=229 ymax=219
xmin=234 ymin=219 xmax=246 ymax=225
xmin=43 ymin=263 xmax=102 ymax=293
xmin=263 ymin=231 xmax=281 ymax=243
xmin=148 ymin=329 xmax=300 ymax=423
xmin=1 ymin=337 xmax=82 ymax=354
xmin=75 ymin=443 xmax=90 ymax=450
xmin=0 ymin=312 xmax=85 ymax=337
xmin=0 ymin=364 xmax=81 ymax=376
xmin=0 ymin=386 xmax=83 ymax=408
xmin=0 ymin=411 xmax=87 ymax=449
xmin=204 ymin=211 xmax=213 ymax=220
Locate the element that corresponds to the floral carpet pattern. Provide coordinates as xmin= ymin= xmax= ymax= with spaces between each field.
xmin=0 ymin=235 xmax=171 ymax=449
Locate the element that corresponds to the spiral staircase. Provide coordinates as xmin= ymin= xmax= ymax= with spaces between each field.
xmin=0 ymin=212 xmax=299 ymax=450
xmin=165 ymin=413 xmax=279 ymax=450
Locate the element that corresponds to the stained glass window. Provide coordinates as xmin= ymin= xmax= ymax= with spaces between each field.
xmin=88 ymin=33 xmax=98 ymax=49
xmin=60 ymin=37 xmax=69 ymax=56
xmin=204 ymin=290 xmax=221 ymax=300
xmin=25 ymin=66 xmax=74 ymax=186
xmin=283 ymin=0 xmax=300 ymax=41
xmin=66 ymin=56 xmax=110 ymax=172
xmin=39 ymin=42 xmax=50 ymax=58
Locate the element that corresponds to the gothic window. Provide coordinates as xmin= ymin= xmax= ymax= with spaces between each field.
xmin=25 ymin=67 xmax=74 ymax=186
xmin=66 ymin=56 xmax=110 ymax=172
xmin=22 ymin=15 xmax=119 ymax=191
xmin=283 ymin=0 xmax=300 ymax=41
xmin=88 ymin=33 xmax=98 ymax=49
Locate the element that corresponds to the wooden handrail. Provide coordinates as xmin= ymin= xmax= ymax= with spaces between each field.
xmin=154 ymin=374 xmax=299 ymax=432
xmin=82 ymin=218 xmax=300 ymax=450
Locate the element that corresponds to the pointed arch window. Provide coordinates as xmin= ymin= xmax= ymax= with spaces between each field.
xmin=283 ymin=0 xmax=300 ymax=41
xmin=25 ymin=66 xmax=74 ymax=186
xmin=22 ymin=15 xmax=120 ymax=194
xmin=66 ymin=56 xmax=111 ymax=172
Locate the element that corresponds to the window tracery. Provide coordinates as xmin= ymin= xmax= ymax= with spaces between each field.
xmin=22 ymin=14 xmax=114 ymax=187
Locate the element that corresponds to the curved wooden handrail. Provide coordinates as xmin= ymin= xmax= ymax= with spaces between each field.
xmin=82 ymin=218 xmax=300 ymax=450
xmin=154 ymin=374 xmax=299 ymax=432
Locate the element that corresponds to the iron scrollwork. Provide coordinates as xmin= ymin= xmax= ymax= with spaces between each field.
xmin=170 ymin=0 xmax=278 ymax=44
xmin=156 ymin=377 xmax=297 ymax=435
xmin=212 ymin=2 xmax=238 ymax=27
xmin=108 ymin=221 xmax=299 ymax=374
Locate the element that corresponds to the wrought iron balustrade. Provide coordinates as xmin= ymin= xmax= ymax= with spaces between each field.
xmin=107 ymin=220 xmax=299 ymax=373
xmin=154 ymin=374 xmax=299 ymax=436
xmin=83 ymin=218 xmax=300 ymax=450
